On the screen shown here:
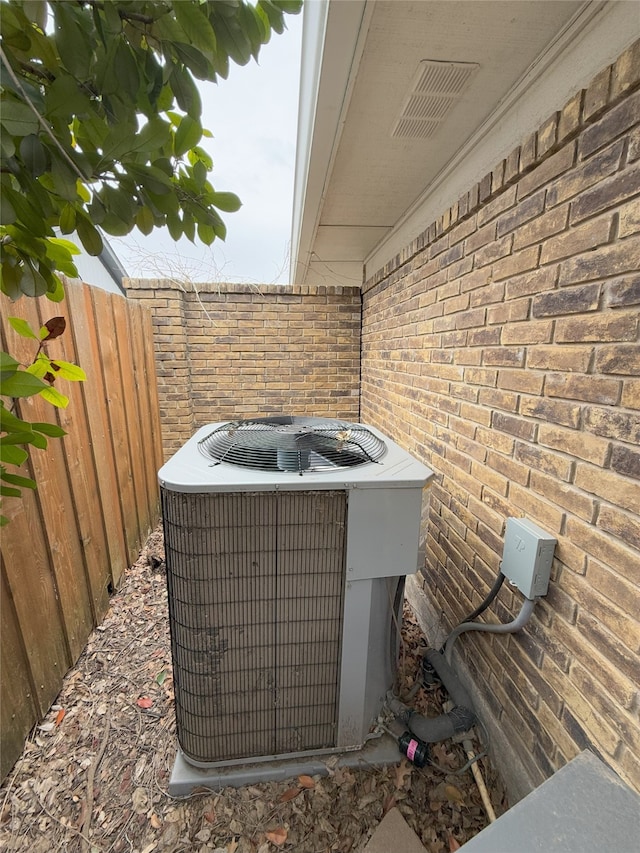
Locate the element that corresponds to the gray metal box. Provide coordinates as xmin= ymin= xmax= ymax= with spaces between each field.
xmin=500 ymin=518 xmax=556 ymax=599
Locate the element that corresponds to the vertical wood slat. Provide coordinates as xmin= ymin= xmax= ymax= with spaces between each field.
xmin=141 ymin=303 xmax=165 ymax=473
xmin=1 ymin=279 xmax=162 ymax=781
xmin=112 ymin=295 xmax=150 ymax=545
xmin=65 ymin=282 xmax=128 ymax=588
xmin=0 ymin=558 xmax=40 ymax=780
xmin=130 ymin=302 xmax=162 ymax=529
xmin=3 ymin=295 xmax=94 ymax=664
xmin=37 ymin=289 xmax=110 ymax=622
xmin=90 ymin=287 xmax=139 ymax=564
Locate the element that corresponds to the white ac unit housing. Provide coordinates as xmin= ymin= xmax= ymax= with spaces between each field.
xmin=159 ymin=418 xmax=433 ymax=781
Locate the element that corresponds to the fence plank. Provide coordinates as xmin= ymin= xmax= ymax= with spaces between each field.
xmin=0 ymin=489 xmax=67 ymax=717
xmin=0 ymin=558 xmax=40 ymax=780
xmin=3 ymin=298 xmax=94 ymax=662
xmin=40 ymin=285 xmax=111 ymax=621
xmin=141 ymin=304 xmax=165 ymax=471
xmin=112 ymin=295 xmax=150 ymax=545
xmin=90 ymin=287 xmax=139 ymax=564
xmin=129 ymin=302 xmax=160 ymax=531
xmin=1 ymin=281 xmax=162 ymax=781
xmin=65 ymin=281 xmax=128 ymax=588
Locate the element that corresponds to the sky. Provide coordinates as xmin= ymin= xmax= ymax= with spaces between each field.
xmin=112 ymin=12 xmax=304 ymax=286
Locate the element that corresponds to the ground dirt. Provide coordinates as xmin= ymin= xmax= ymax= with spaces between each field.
xmin=0 ymin=526 xmax=508 ymax=853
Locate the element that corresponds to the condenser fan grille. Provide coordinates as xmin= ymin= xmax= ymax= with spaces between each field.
xmin=198 ymin=416 xmax=387 ymax=473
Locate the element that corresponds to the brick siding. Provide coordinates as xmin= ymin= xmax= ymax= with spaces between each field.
xmin=125 ymin=280 xmax=361 ymax=457
xmin=360 ymin=40 xmax=640 ymax=792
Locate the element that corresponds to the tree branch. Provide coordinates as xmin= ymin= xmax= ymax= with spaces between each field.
xmin=0 ymin=47 xmax=88 ymax=185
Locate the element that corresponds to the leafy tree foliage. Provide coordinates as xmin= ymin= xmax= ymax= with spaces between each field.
xmin=0 ymin=0 xmax=301 ymax=522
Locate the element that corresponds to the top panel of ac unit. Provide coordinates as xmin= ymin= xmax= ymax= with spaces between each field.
xmin=159 ymin=420 xmax=433 ymax=493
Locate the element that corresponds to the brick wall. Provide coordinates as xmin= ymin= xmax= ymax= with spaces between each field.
xmin=361 ymin=41 xmax=640 ymax=793
xmin=125 ymin=280 xmax=361 ymax=457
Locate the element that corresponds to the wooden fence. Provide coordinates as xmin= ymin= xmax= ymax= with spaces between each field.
xmin=1 ymin=278 xmax=163 ymax=780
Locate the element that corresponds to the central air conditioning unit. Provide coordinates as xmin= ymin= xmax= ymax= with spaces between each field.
xmin=159 ymin=416 xmax=433 ymax=789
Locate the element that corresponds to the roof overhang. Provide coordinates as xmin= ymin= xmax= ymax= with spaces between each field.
xmin=291 ymin=0 xmax=639 ymax=288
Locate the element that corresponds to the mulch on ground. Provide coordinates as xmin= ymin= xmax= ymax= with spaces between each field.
xmin=0 ymin=526 xmax=507 ymax=853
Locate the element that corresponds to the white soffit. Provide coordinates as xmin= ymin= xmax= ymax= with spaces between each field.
xmin=365 ymin=0 xmax=640 ymax=279
xmin=291 ymin=0 xmax=640 ymax=289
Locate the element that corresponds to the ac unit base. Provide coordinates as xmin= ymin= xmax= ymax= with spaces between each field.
xmin=168 ymin=733 xmax=402 ymax=796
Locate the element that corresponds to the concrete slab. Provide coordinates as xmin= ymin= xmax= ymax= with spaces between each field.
xmin=459 ymin=750 xmax=640 ymax=852
xmin=360 ymin=807 xmax=427 ymax=853
xmin=169 ymin=733 xmax=404 ymax=796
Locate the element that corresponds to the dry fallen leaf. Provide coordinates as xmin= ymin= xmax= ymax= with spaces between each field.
xmin=445 ymin=784 xmax=465 ymax=805
xmin=54 ymin=708 xmax=66 ymax=727
xmin=203 ymin=806 xmax=216 ymax=823
xmin=382 ymin=794 xmax=396 ymax=816
xmin=448 ymin=834 xmax=462 ymax=851
xmin=265 ymin=827 xmax=288 ymax=846
xmin=136 ymin=697 xmax=153 ymax=709
xmin=149 ymin=813 xmax=162 ymax=829
xmin=394 ymin=760 xmax=413 ymax=790
xmin=279 ymin=787 xmax=302 ymax=803
xmin=298 ymin=774 xmax=315 ymax=789
xmin=132 ymin=787 xmax=149 ymax=814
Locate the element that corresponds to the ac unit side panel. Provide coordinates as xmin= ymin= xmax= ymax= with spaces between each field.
xmin=363 ymin=576 xmax=403 ymax=724
xmin=162 ymin=488 xmax=347 ymax=765
xmin=346 ymin=486 xmax=426 ymax=580
xmin=335 ymin=575 xmax=403 ymax=749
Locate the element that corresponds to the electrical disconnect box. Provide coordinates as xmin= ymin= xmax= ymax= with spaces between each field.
xmin=500 ymin=518 xmax=556 ymax=599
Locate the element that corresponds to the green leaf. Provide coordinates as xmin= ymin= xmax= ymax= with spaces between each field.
xmin=271 ymin=0 xmax=303 ymax=13
xmin=59 ymin=204 xmax=77 ymax=234
xmin=174 ymin=115 xmax=202 ymax=158
xmin=210 ymin=191 xmax=242 ymax=213
xmin=197 ymin=222 xmax=215 ymax=245
xmin=8 ymin=317 xmax=38 ymax=340
xmin=53 ymin=3 xmax=93 ymax=80
xmin=215 ymin=14 xmax=253 ymax=66
xmin=0 ymin=100 xmax=40 ymax=136
xmin=31 ymin=422 xmax=66 ymax=438
xmin=0 ymin=444 xmax=29 ymax=466
xmin=136 ymin=206 xmax=155 ymax=235
xmin=134 ymin=119 xmax=172 ymax=155
xmin=173 ymin=2 xmax=217 ymax=56
xmin=20 ymin=262 xmax=48 ymax=298
xmin=1 ymin=471 xmax=37 ymax=490
xmin=1 ymin=369 xmax=47 ymax=398
xmin=0 ymin=190 xmax=16 ymax=225
xmin=44 ymin=73 xmax=90 ymax=119
xmin=50 ymin=360 xmax=86 ymax=382
xmin=0 ymin=402 xmax=29 ymax=431
xmin=38 ymin=386 xmax=69 ymax=408
xmin=26 ymin=354 xmax=52 ymax=380
xmin=170 ymin=63 xmax=202 ymax=118
xmin=155 ymin=669 xmax=167 ymax=685
xmin=0 ymin=485 xmax=22 ymax=498
xmin=76 ymin=216 xmax=103 ymax=256
xmin=103 ymin=0 xmax=122 ymax=35
xmin=1 ymin=353 xmax=21 ymax=377
xmin=115 ymin=39 xmax=140 ymax=102
xmin=46 ymin=277 xmax=66 ymax=302
xmin=173 ymin=42 xmax=213 ymax=80
xmin=1 ymin=260 xmax=21 ymax=301
xmin=127 ymin=164 xmax=173 ymax=195
xmin=19 ymin=134 xmax=49 ymax=177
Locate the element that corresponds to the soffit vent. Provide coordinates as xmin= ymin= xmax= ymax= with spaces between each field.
xmin=392 ymin=59 xmax=480 ymax=140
